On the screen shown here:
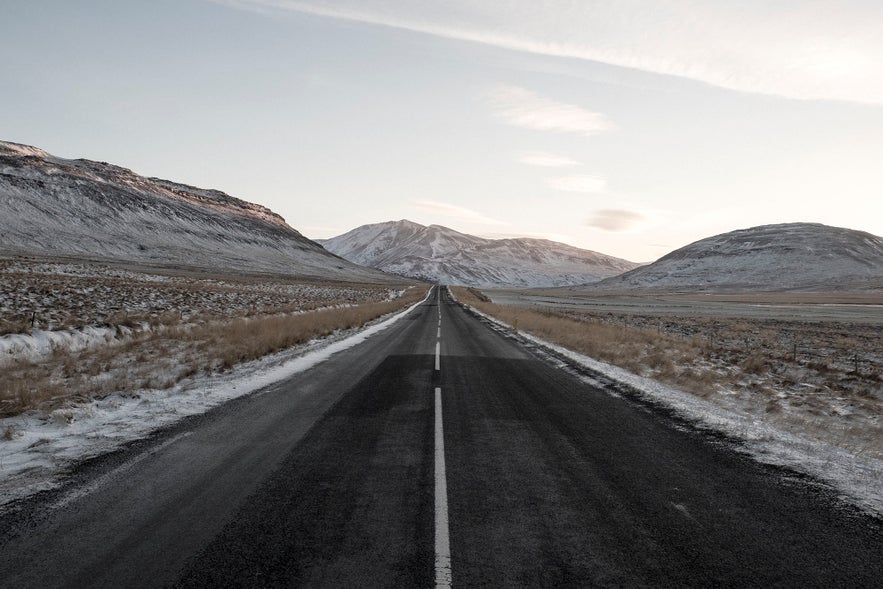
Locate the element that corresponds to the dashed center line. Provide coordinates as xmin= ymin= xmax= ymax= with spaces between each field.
xmin=434 ymin=386 xmax=452 ymax=587
xmin=434 ymin=287 xmax=450 ymax=586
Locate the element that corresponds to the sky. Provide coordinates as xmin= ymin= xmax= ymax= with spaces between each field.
xmin=3 ymin=0 xmax=883 ymax=263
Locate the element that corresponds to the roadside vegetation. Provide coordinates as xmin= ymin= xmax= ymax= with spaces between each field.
xmin=452 ymin=287 xmax=883 ymax=459
xmin=0 ymin=260 xmax=426 ymax=416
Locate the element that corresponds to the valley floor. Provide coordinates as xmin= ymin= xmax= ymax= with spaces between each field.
xmin=2 ymin=263 xmax=880 ymax=519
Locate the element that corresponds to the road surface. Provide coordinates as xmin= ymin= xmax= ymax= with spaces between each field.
xmin=0 ymin=286 xmax=881 ymax=587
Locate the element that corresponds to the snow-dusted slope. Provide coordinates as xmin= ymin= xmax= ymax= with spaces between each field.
xmin=320 ymin=220 xmax=640 ymax=287
xmin=0 ymin=141 xmax=392 ymax=282
xmin=592 ymin=223 xmax=883 ymax=292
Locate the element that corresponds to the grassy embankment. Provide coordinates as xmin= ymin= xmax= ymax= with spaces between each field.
xmin=1 ymin=284 xmax=428 ymax=417
xmin=452 ymin=287 xmax=713 ymax=387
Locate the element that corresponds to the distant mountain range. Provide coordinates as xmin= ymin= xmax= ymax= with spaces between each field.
xmin=0 ymin=141 xmax=392 ymax=282
xmin=319 ymin=220 xmax=640 ymax=287
xmin=590 ymin=222 xmax=883 ymax=292
xmin=4 ymin=141 xmax=879 ymax=293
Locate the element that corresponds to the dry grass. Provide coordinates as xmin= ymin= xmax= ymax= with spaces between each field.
xmin=452 ymin=286 xmax=883 ymax=458
xmin=452 ymin=286 xmax=712 ymax=387
xmin=523 ymin=289 xmax=883 ymax=306
xmin=198 ymin=296 xmax=427 ymax=372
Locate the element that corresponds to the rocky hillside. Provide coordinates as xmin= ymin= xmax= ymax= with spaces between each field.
xmin=0 ymin=141 xmax=393 ymax=282
xmin=591 ymin=223 xmax=883 ymax=292
xmin=320 ymin=220 xmax=640 ymax=287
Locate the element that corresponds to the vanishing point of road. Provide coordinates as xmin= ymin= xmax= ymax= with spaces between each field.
xmin=1 ymin=287 xmax=881 ymax=587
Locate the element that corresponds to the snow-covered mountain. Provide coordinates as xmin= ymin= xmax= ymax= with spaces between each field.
xmin=0 ymin=141 xmax=393 ymax=282
xmin=320 ymin=220 xmax=640 ymax=287
xmin=591 ymin=223 xmax=883 ymax=292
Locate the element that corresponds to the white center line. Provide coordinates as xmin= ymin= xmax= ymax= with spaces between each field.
xmin=434 ymin=387 xmax=452 ymax=588
xmin=435 ymin=341 xmax=441 ymax=371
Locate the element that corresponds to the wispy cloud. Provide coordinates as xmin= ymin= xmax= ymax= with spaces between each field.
xmin=215 ymin=1 xmax=883 ymax=104
xmin=518 ymin=151 xmax=582 ymax=168
xmin=547 ymin=175 xmax=606 ymax=194
xmin=587 ymin=209 xmax=644 ymax=231
xmin=489 ymin=86 xmax=613 ymax=136
xmin=413 ymin=199 xmax=504 ymax=225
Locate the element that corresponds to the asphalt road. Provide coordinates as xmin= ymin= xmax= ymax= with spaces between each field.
xmin=1 ymin=286 xmax=881 ymax=587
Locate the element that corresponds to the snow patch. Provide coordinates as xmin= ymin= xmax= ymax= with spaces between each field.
xmin=0 ymin=326 xmax=138 ymax=366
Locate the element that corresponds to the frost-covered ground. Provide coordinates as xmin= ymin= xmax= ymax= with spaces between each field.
xmin=0 ymin=259 xmax=397 ymax=336
xmin=0 ymin=288 xmax=430 ymax=509
xmin=488 ymin=289 xmax=883 ymax=459
xmin=0 ymin=259 xmax=417 ymax=415
xmin=453 ymin=291 xmax=883 ymax=518
xmin=0 ymin=259 xmax=413 ymax=414
xmin=560 ymin=310 xmax=882 ymax=444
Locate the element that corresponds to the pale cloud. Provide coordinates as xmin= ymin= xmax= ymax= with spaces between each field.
xmin=489 ymin=86 xmax=614 ymax=136
xmin=587 ymin=209 xmax=645 ymax=231
xmin=217 ymin=0 xmax=883 ymax=104
xmin=547 ymin=175 xmax=606 ymax=194
xmin=479 ymin=231 xmax=574 ymax=243
xmin=518 ymin=151 xmax=581 ymax=168
xmin=413 ymin=199 xmax=504 ymax=225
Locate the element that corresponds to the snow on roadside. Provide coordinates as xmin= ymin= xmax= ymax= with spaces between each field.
xmin=0 ymin=288 xmax=432 ymax=509
xmin=0 ymin=325 xmax=144 ymax=366
xmin=455 ymin=294 xmax=883 ymax=518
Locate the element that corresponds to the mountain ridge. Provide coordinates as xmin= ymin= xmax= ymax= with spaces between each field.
xmin=0 ymin=140 xmax=395 ymax=282
xmin=588 ymin=222 xmax=883 ymax=292
xmin=320 ymin=220 xmax=641 ymax=287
